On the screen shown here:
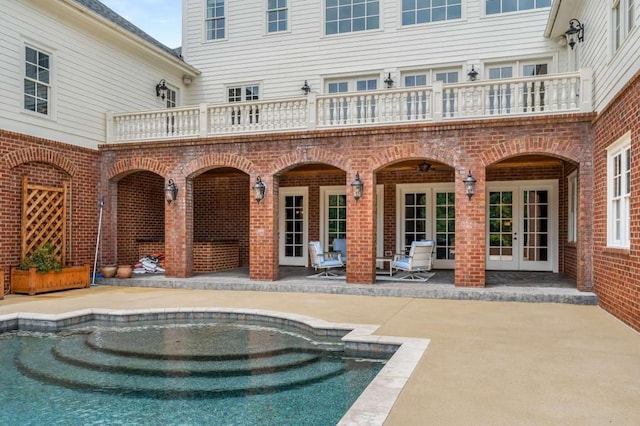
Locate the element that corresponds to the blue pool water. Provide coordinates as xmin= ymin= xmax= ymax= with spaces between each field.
xmin=0 ymin=320 xmax=385 ymax=425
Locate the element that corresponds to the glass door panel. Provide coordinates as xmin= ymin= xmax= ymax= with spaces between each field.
xmin=435 ymin=191 xmax=455 ymax=261
xmin=279 ymin=188 xmax=308 ymax=266
xmin=403 ymin=192 xmax=427 ymax=252
xmin=522 ymin=190 xmax=549 ymax=264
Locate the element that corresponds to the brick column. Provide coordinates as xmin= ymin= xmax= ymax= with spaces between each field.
xmin=454 ymin=168 xmax=485 ymax=287
xmin=164 ymin=176 xmax=193 ymax=277
xmin=577 ymin=162 xmax=593 ymax=291
xmin=346 ymin=170 xmax=376 ymax=284
xmin=249 ymin=175 xmax=278 ymax=280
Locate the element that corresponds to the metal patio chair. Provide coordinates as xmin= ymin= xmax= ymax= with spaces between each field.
xmin=308 ymin=241 xmax=344 ymax=277
xmin=391 ymin=240 xmax=434 ymax=280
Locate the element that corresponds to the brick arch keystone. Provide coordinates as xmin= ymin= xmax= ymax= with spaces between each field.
xmin=182 ymin=152 xmax=255 ymax=178
xmin=369 ymin=143 xmax=457 ymax=171
xmin=271 ymin=147 xmax=348 ymax=175
xmin=106 ymin=158 xmax=171 ymax=181
xmin=4 ymin=147 xmax=78 ymax=176
xmin=480 ymin=136 xmax=583 ymax=167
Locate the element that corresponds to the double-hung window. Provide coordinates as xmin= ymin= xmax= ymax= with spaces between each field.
xmin=612 ymin=0 xmax=636 ymax=52
xmin=402 ymin=0 xmax=461 ymax=26
xmin=267 ymin=0 xmax=288 ymax=32
xmin=24 ymin=46 xmax=50 ymax=116
xmin=325 ymin=0 xmax=379 ymax=35
xmin=486 ymin=0 xmax=551 ymax=15
xmin=228 ymin=84 xmax=260 ymax=124
xmin=206 ymin=0 xmax=225 ymax=40
xmin=607 ymin=133 xmax=631 ymax=248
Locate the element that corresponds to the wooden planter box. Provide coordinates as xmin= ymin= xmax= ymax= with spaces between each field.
xmin=11 ymin=264 xmax=90 ymax=296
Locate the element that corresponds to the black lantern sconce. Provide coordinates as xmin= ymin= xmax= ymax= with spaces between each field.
xmin=565 ymin=18 xmax=584 ymax=50
xmin=463 ymin=171 xmax=477 ymax=200
xmin=301 ymin=80 xmax=311 ymax=95
xmin=384 ymin=73 xmax=394 ymax=89
xmin=467 ymin=66 xmax=479 ymax=81
xmin=351 ymin=172 xmax=364 ymax=202
xmin=253 ymin=176 xmax=267 ymax=203
xmin=156 ymin=79 xmax=168 ymax=100
xmin=165 ymin=178 xmax=178 ymax=204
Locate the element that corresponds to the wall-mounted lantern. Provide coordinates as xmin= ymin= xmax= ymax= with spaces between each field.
xmin=565 ymin=18 xmax=585 ymax=50
xmin=384 ymin=73 xmax=394 ymax=89
xmin=467 ymin=66 xmax=479 ymax=81
xmin=156 ymin=79 xmax=168 ymax=100
xmin=253 ymin=176 xmax=266 ymax=203
xmin=351 ymin=172 xmax=364 ymax=202
xmin=165 ymin=178 xmax=178 ymax=204
xmin=301 ymin=80 xmax=311 ymax=95
xmin=463 ymin=171 xmax=477 ymax=200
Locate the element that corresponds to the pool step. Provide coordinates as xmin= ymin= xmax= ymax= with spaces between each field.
xmin=52 ymin=334 xmax=324 ymax=377
xmin=17 ymin=337 xmax=346 ymax=398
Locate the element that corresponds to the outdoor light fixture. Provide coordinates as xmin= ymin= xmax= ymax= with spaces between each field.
xmin=384 ymin=73 xmax=394 ymax=89
xmin=165 ymin=178 xmax=178 ymax=204
xmin=565 ymin=18 xmax=584 ymax=50
xmin=463 ymin=171 xmax=477 ymax=200
xmin=301 ymin=80 xmax=311 ymax=95
xmin=253 ymin=176 xmax=266 ymax=203
xmin=467 ymin=66 xmax=479 ymax=81
xmin=156 ymin=79 xmax=169 ymax=100
xmin=351 ymin=172 xmax=364 ymax=202
xmin=418 ymin=161 xmax=432 ymax=173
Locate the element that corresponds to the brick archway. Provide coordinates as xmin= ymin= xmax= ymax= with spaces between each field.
xmin=182 ymin=152 xmax=255 ymax=178
xmin=4 ymin=147 xmax=78 ymax=176
xmin=106 ymin=158 xmax=171 ymax=181
xmin=369 ymin=143 xmax=458 ymax=171
xmin=480 ymin=136 xmax=583 ymax=167
xmin=271 ymin=147 xmax=348 ymax=175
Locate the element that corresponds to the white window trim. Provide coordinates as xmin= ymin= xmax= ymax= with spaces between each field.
xmin=484 ymin=0 xmax=552 ymax=17
xmin=567 ymin=171 xmax=578 ymax=243
xmin=319 ymin=186 xmax=347 ymax=250
xmin=265 ymin=0 xmax=290 ymax=35
xmin=607 ymin=132 xmax=632 ymax=248
xmin=611 ymin=0 xmax=636 ymax=53
xmin=204 ymin=0 xmax=227 ymax=42
xmin=21 ymin=40 xmax=56 ymax=121
xmin=279 ymin=186 xmax=309 ymax=266
xmin=323 ymin=0 xmax=382 ymax=36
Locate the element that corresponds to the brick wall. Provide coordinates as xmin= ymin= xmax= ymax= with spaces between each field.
xmin=592 ymin=71 xmax=640 ymax=331
xmin=0 ymin=130 xmax=99 ymax=295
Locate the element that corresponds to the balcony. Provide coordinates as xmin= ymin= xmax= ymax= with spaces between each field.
xmin=106 ymin=69 xmax=592 ymax=143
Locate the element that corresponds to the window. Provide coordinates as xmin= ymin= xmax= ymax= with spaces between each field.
xmin=326 ymin=76 xmax=378 ymax=123
xmin=607 ymin=133 xmax=631 ymax=248
xmin=402 ymin=0 xmax=461 ymax=26
xmin=436 ymin=70 xmax=459 ymax=117
xmin=488 ymin=65 xmax=513 ymax=114
xmin=522 ymin=63 xmax=547 ymax=112
xmin=24 ymin=46 xmax=50 ymax=115
xmin=227 ymin=84 xmax=260 ymax=124
xmin=404 ymin=72 xmax=429 ymax=120
xmin=567 ymin=171 xmax=578 ymax=243
xmin=206 ymin=0 xmax=225 ymax=40
xmin=486 ymin=0 xmax=550 ymax=15
xmin=612 ymin=0 xmax=636 ymax=52
xmin=325 ymin=0 xmax=379 ymax=35
xmin=267 ymin=0 xmax=288 ymax=32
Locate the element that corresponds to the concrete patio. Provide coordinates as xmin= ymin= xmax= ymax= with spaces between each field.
xmin=0 ymin=279 xmax=637 ymax=425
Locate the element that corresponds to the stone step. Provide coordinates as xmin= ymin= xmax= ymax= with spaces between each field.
xmin=17 ymin=337 xmax=346 ymax=398
xmin=52 ymin=334 xmax=324 ymax=377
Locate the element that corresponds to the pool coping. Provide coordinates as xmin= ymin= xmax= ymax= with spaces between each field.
xmin=0 ymin=307 xmax=430 ymax=425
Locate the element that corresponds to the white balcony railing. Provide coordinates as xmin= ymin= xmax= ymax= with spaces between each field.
xmin=106 ymin=69 xmax=592 ymax=143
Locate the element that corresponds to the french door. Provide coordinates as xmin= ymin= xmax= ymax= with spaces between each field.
xmin=279 ymin=187 xmax=308 ymax=266
xmin=486 ymin=181 xmax=557 ymax=271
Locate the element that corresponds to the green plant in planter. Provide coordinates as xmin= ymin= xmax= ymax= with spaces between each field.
xmin=19 ymin=242 xmax=62 ymax=273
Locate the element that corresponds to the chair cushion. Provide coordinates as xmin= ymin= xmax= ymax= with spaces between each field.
xmin=321 ymin=259 xmax=344 ymax=267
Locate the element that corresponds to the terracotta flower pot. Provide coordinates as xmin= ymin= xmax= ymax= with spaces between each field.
xmin=117 ymin=265 xmax=133 ymax=279
xmin=101 ymin=265 xmax=117 ymax=278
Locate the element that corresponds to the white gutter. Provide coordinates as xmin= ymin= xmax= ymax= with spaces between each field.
xmin=544 ymin=0 xmax=563 ymax=38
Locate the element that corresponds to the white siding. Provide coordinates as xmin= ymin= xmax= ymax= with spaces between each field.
xmin=0 ymin=0 xmax=192 ymax=149
xmin=569 ymin=0 xmax=640 ymax=111
xmin=183 ymin=0 xmax=560 ymax=104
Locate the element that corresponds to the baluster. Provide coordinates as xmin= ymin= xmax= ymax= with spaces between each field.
xmin=570 ymin=77 xmax=577 ymax=109
xmin=560 ymin=79 xmax=568 ymax=110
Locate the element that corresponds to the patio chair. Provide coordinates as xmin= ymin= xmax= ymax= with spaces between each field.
xmin=332 ymin=238 xmax=347 ymax=263
xmin=308 ymin=241 xmax=345 ymax=277
xmin=391 ymin=240 xmax=434 ymax=280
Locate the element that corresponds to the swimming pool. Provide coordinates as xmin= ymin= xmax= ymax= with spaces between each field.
xmin=0 ymin=308 xmax=429 ymax=425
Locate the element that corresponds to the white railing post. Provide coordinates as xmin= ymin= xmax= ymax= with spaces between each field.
xmin=580 ymin=68 xmax=593 ymax=112
xmin=432 ymin=81 xmax=443 ymax=122
xmin=105 ymin=111 xmax=114 ymax=143
xmin=199 ymin=103 xmax=208 ymax=137
xmin=307 ymin=92 xmax=317 ymax=130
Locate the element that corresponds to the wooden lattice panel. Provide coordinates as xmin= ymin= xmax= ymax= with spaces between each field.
xmin=21 ymin=176 xmax=67 ymax=265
